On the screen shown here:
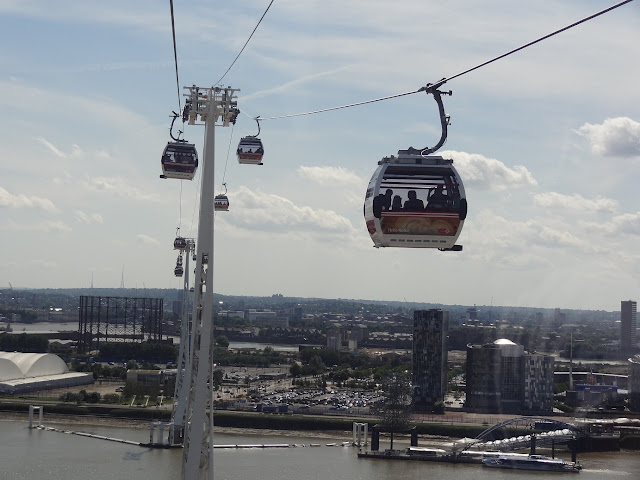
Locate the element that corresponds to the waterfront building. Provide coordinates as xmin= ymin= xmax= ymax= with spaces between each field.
xmin=412 ymin=309 xmax=448 ymax=409
xmin=621 ymin=300 xmax=637 ymax=356
xmin=0 ymin=351 xmax=94 ymax=394
xmin=466 ymin=339 xmax=554 ymax=414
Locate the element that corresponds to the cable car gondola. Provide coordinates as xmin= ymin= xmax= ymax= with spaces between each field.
xmin=363 ymin=82 xmax=466 ymax=251
xmin=174 ymin=236 xmax=187 ymax=250
xmin=237 ymin=118 xmax=264 ymax=165
xmin=160 ymin=110 xmax=199 ymax=180
xmin=174 ymin=254 xmax=184 ymax=277
xmin=161 ymin=141 xmax=199 ymax=180
xmin=214 ymin=183 xmax=230 ymax=211
xmin=364 ymin=153 xmax=466 ymax=250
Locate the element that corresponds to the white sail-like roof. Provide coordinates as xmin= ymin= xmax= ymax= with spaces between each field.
xmin=0 ymin=352 xmax=69 ymax=380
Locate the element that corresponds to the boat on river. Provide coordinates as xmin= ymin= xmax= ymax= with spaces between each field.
xmin=482 ymin=453 xmax=582 ymax=472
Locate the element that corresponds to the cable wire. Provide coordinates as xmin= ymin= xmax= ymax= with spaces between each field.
xmin=169 ymin=0 xmax=182 ymax=112
xmin=215 ymin=0 xmax=276 ymax=86
xmin=221 ymin=124 xmax=235 ymax=192
xmin=443 ymin=0 xmax=634 ymax=85
xmin=246 ymin=0 xmax=633 ymax=121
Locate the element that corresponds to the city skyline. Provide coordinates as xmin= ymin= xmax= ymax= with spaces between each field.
xmin=1 ymin=1 xmax=639 ymax=311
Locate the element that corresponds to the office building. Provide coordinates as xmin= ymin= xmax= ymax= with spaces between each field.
xmin=466 ymin=339 xmax=554 ymax=414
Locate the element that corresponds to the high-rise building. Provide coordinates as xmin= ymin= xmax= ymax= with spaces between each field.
xmin=466 ymin=339 xmax=554 ymax=414
xmin=621 ymin=300 xmax=637 ymax=355
xmin=412 ymin=309 xmax=448 ymax=409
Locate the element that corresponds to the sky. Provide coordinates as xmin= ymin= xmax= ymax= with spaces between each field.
xmin=1 ymin=0 xmax=639 ymax=311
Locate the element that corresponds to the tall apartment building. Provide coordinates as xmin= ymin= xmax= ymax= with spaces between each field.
xmin=412 ymin=309 xmax=448 ymax=409
xmin=621 ymin=300 xmax=637 ymax=355
xmin=466 ymin=339 xmax=554 ymax=414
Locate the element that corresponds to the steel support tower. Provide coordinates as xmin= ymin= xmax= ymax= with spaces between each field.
xmin=181 ymin=85 xmax=239 ymax=480
xmin=171 ymin=237 xmax=195 ymax=445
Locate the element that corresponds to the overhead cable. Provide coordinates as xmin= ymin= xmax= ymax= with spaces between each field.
xmin=215 ymin=0 xmax=276 ymax=86
xmin=249 ymin=0 xmax=633 ymax=121
xmin=169 ymin=0 xmax=182 ymax=111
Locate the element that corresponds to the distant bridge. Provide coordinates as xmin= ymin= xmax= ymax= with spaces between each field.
xmin=456 ymin=416 xmax=586 ymax=454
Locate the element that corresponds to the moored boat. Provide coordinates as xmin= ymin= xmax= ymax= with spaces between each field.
xmin=482 ymin=454 xmax=581 ymax=472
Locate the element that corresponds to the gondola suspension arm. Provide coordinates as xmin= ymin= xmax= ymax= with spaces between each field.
xmin=402 ymin=80 xmax=452 ymax=156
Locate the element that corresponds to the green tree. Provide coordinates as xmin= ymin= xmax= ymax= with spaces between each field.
xmin=378 ymin=373 xmax=413 ymax=451
xmin=216 ymin=335 xmax=230 ymax=348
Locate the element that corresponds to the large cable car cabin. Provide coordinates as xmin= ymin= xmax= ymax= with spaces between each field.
xmin=237 ymin=137 xmax=264 ymax=165
xmin=363 ymin=152 xmax=467 ymax=250
xmin=161 ymin=142 xmax=199 ymax=180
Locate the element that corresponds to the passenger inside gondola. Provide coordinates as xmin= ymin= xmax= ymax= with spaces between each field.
xmin=373 ymin=189 xmax=393 ymax=218
xmin=391 ymin=195 xmax=403 ymax=211
xmin=404 ymin=190 xmax=424 ymax=211
xmin=426 ymin=185 xmax=448 ymax=210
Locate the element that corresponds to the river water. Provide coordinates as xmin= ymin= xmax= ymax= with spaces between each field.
xmin=0 ymin=417 xmax=637 ymax=480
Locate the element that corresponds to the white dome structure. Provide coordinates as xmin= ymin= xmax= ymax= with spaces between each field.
xmin=0 ymin=351 xmax=92 ymax=394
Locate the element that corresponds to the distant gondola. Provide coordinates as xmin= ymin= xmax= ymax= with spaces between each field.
xmin=174 ymin=255 xmax=184 ymax=277
xmin=214 ymin=183 xmax=230 ymax=211
xmin=161 ymin=142 xmax=199 ymax=180
xmin=236 ymin=136 xmax=264 ymax=165
xmin=174 ymin=236 xmax=187 ymax=250
xmin=214 ymin=194 xmax=229 ymax=211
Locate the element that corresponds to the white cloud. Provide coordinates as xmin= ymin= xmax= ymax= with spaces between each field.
xmin=589 ymin=212 xmax=640 ymax=236
xmin=533 ymin=192 xmax=618 ymax=214
xmin=37 ymin=137 xmax=66 ymax=158
xmin=82 ymin=176 xmax=161 ymax=203
xmin=440 ymin=150 xmax=537 ymax=191
xmin=74 ymin=210 xmax=104 ymax=224
xmin=0 ymin=187 xmax=59 ymax=213
xmin=226 ymin=186 xmax=356 ymax=237
xmin=297 ymin=166 xmax=365 ymax=187
xmin=136 ymin=234 xmax=160 ymax=246
xmin=576 ymin=117 xmax=640 ymax=157
xmin=7 ymin=219 xmax=71 ymax=233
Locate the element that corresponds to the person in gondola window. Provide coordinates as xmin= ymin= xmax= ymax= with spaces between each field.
xmin=404 ymin=190 xmax=424 ymax=211
xmin=426 ymin=184 xmax=448 ymax=210
xmin=373 ymin=189 xmax=393 ymax=218
xmin=391 ymin=195 xmax=403 ymax=211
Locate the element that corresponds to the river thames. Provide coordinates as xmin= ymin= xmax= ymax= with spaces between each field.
xmin=0 ymin=417 xmax=637 ymax=480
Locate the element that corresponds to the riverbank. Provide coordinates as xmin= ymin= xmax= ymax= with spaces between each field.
xmin=0 ymin=401 xmax=484 ymax=438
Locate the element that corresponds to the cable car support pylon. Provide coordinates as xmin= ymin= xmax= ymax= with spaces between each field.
xmin=180 ymin=85 xmax=239 ymax=480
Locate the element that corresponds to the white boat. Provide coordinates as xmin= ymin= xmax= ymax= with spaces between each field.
xmin=483 ymin=454 xmax=582 ymax=473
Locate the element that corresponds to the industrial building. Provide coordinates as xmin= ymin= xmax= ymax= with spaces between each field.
xmin=412 ymin=309 xmax=448 ymax=409
xmin=465 ymin=339 xmax=554 ymax=414
xmin=0 ymin=351 xmax=93 ymax=394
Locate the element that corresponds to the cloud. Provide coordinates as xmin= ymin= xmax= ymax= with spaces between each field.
xmin=589 ymin=212 xmax=640 ymax=236
xmin=7 ymin=219 xmax=71 ymax=233
xmin=226 ymin=186 xmax=356 ymax=237
xmin=297 ymin=166 xmax=365 ymax=187
xmin=37 ymin=137 xmax=66 ymax=158
xmin=576 ymin=117 xmax=640 ymax=157
xmin=533 ymin=192 xmax=618 ymax=214
xmin=0 ymin=187 xmax=59 ymax=213
xmin=82 ymin=176 xmax=161 ymax=203
xmin=74 ymin=210 xmax=104 ymax=224
xmin=440 ymin=150 xmax=538 ymax=191
xmin=136 ymin=234 xmax=160 ymax=246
